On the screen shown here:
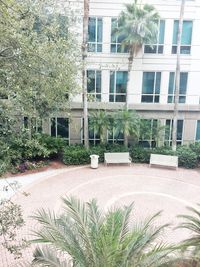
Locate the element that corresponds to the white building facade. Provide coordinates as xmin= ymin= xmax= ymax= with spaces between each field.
xmin=43 ymin=0 xmax=200 ymax=146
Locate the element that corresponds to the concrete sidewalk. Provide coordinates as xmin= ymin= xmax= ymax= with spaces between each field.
xmin=1 ymin=164 xmax=200 ymax=266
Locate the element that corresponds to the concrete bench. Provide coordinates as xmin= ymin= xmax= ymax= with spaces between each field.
xmin=150 ymin=154 xmax=178 ymax=169
xmin=104 ymin=152 xmax=132 ymax=166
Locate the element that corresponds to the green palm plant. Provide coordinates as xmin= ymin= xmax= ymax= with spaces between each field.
xmin=177 ymin=205 xmax=200 ymax=265
xmin=89 ymin=110 xmax=111 ymax=144
xmin=114 ymin=109 xmax=140 ymax=147
xmin=32 ymin=196 xmax=175 ymax=267
xmin=139 ymin=119 xmax=166 ymax=148
xmin=116 ymin=1 xmax=159 ymax=110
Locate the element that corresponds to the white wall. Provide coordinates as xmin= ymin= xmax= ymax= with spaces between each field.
xmin=72 ymin=0 xmax=200 ymax=105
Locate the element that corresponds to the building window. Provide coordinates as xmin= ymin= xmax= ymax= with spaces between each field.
xmin=107 ymin=126 xmax=124 ymax=144
xmin=110 ymin=18 xmax=128 ymax=53
xmin=144 ymin=20 xmax=165 ymax=54
xmin=109 ymin=71 xmax=127 ymax=102
xmin=88 ymin=17 xmax=103 ymax=52
xmin=50 ymin=117 xmax=69 ymax=139
xmin=24 ymin=117 xmax=42 ymax=134
xmin=172 ymin=20 xmax=193 ymax=54
xmin=196 ymin=121 xmax=200 ymax=141
xmin=81 ymin=118 xmax=100 ymax=145
xmin=139 ymin=119 xmax=158 ymax=148
xmin=168 ymin=72 xmax=188 ymax=103
xmin=87 ymin=118 xmax=100 ymax=145
xmin=141 ymin=72 xmax=161 ymax=103
xmin=165 ymin=119 xmax=183 ymax=146
xmin=87 ymin=70 xmax=101 ymax=101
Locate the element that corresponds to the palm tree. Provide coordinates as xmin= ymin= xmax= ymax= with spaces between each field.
xmin=172 ymin=0 xmax=186 ymax=151
xmin=89 ymin=110 xmax=111 ymax=144
xmin=139 ymin=119 xmax=166 ymax=148
xmin=115 ymin=109 xmax=140 ymax=147
xmin=82 ymin=0 xmax=90 ymax=149
xmin=32 ymin=196 xmax=175 ymax=267
xmin=116 ymin=1 xmax=159 ymax=110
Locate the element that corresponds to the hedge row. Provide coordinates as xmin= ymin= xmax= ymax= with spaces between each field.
xmin=62 ymin=143 xmax=200 ymax=169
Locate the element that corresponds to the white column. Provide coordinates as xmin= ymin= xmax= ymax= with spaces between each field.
xmin=160 ymin=71 xmax=169 ymax=104
xmin=102 ymin=17 xmax=111 ymax=54
xmin=101 ymin=69 xmax=109 ymax=103
xmin=164 ymin=19 xmax=173 ymax=56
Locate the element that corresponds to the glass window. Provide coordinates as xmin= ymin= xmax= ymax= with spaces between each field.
xmin=50 ymin=117 xmax=69 ymax=139
xmin=88 ymin=17 xmax=103 ymax=52
xmin=139 ymin=119 xmax=158 ymax=148
xmin=110 ymin=18 xmax=128 ymax=53
xmin=81 ymin=118 xmax=100 ymax=145
xmin=24 ymin=117 xmax=42 ymax=134
xmin=165 ymin=119 xmax=183 ymax=146
xmin=107 ymin=118 xmax=124 ymax=144
xmin=109 ymin=71 xmax=127 ymax=102
xmin=144 ymin=20 xmax=165 ymax=54
xmin=141 ymin=72 xmax=161 ymax=103
xmin=87 ymin=70 xmax=101 ymax=101
xmin=168 ymin=72 xmax=188 ymax=103
xmin=196 ymin=121 xmax=200 ymax=141
xmin=172 ymin=20 xmax=193 ymax=54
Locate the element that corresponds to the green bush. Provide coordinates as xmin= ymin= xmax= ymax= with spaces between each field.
xmin=130 ymin=146 xmax=152 ymax=163
xmin=152 ymin=146 xmax=175 ymax=156
xmin=90 ymin=144 xmax=128 ymax=163
xmin=35 ymin=134 xmax=67 ymax=159
xmin=62 ymin=144 xmax=128 ymax=165
xmin=0 ymin=132 xmax=68 ymax=176
xmin=189 ymin=142 xmax=200 ymax=160
xmin=176 ymin=146 xmax=198 ymax=169
xmin=62 ymin=145 xmax=90 ymax=165
xmin=106 ymin=143 xmax=128 ymax=153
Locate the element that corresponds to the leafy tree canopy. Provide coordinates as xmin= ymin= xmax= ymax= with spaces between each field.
xmin=0 ymin=0 xmax=81 ymax=120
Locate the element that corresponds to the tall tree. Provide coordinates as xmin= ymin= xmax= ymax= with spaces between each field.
xmin=172 ymin=0 xmax=186 ymax=151
xmin=116 ymin=1 xmax=159 ymax=147
xmin=117 ymin=1 xmax=159 ymax=110
xmin=32 ymin=196 xmax=175 ymax=267
xmin=82 ymin=0 xmax=90 ymax=149
xmin=0 ymin=0 xmax=80 ymax=122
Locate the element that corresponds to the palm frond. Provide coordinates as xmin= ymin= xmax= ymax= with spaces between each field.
xmin=32 ymin=246 xmax=70 ymax=267
xmin=61 ymin=196 xmax=97 ymax=266
xmin=32 ymin=208 xmax=89 ymax=266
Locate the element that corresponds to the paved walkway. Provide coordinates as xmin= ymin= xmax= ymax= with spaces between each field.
xmin=1 ymin=164 xmax=200 ymax=266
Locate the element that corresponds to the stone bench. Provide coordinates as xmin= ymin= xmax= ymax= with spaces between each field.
xmin=150 ymin=154 xmax=178 ymax=169
xmin=104 ymin=152 xmax=132 ymax=166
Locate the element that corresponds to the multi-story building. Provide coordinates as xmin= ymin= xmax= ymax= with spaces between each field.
xmin=42 ymin=0 xmax=200 ymax=147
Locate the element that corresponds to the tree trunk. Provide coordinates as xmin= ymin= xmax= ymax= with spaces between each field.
xmin=124 ymin=47 xmax=134 ymax=147
xmin=82 ymin=0 xmax=90 ymax=149
xmin=124 ymin=132 xmax=128 ymax=147
xmin=172 ymin=0 xmax=186 ymax=151
xmin=126 ymin=47 xmax=134 ymax=111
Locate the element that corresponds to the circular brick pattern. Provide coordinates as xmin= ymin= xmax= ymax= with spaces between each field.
xmin=1 ymin=164 xmax=200 ymax=266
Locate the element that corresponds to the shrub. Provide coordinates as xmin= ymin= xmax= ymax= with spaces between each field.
xmin=62 ymin=145 xmax=90 ymax=165
xmin=62 ymin=144 xmax=128 ymax=165
xmin=189 ymin=142 xmax=200 ymax=160
xmin=90 ymin=144 xmax=128 ymax=163
xmin=130 ymin=146 xmax=152 ymax=163
xmin=89 ymin=145 xmax=105 ymax=163
xmin=0 ymin=160 xmax=10 ymax=176
xmin=35 ymin=134 xmax=67 ymax=159
xmin=176 ymin=146 xmax=198 ymax=169
xmin=106 ymin=143 xmax=128 ymax=153
xmin=152 ymin=146 xmax=175 ymax=156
